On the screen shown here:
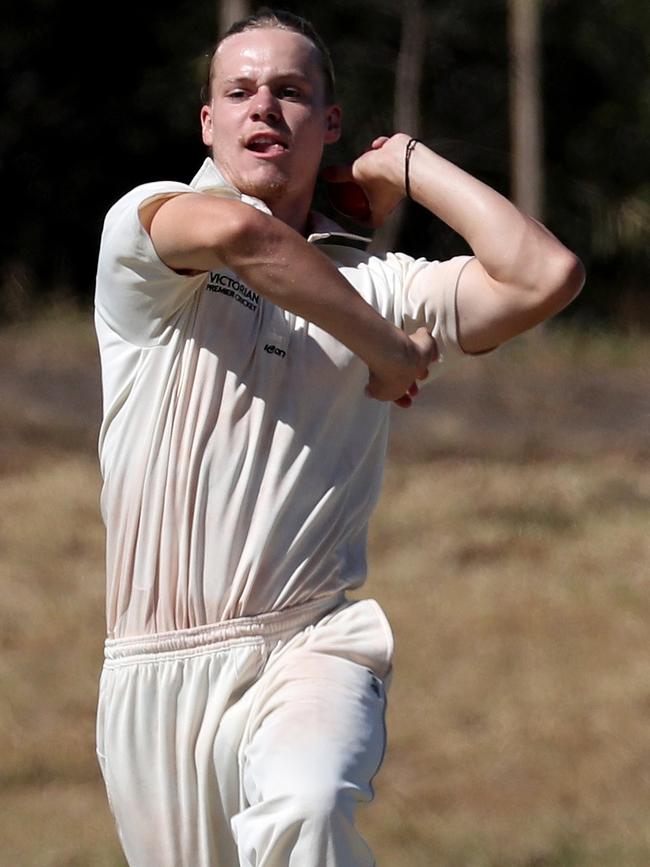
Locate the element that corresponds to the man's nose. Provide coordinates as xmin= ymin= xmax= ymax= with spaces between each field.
xmin=250 ymin=87 xmax=280 ymax=124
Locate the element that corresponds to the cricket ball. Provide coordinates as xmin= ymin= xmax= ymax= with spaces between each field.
xmin=326 ymin=181 xmax=372 ymax=223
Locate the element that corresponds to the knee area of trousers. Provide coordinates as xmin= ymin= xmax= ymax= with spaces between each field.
xmin=275 ymin=779 xmax=357 ymax=827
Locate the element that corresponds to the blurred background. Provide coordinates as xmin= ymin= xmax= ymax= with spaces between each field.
xmin=2 ymin=0 xmax=649 ymax=324
xmin=1 ymin=1 xmax=649 ymax=865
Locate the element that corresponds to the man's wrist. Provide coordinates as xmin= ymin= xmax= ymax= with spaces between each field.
xmin=360 ymin=323 xmax=413 ymax=380
xmin=404 ymin=138 xmax=421 ymax=200
xmin=370 ymin=133 xmax=414 ymax=192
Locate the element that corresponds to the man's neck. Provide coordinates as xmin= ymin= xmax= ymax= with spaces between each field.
xmin=268 ymin=200 xmax=312 ymax=236
xmin=209 ymin=158 xmax=314 ymax=237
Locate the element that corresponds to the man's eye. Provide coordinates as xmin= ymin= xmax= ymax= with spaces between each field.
xmin=280 ymin=86 xmax=302 ymax=99
xmin=227 ymin=90 xmax=248 ymax=100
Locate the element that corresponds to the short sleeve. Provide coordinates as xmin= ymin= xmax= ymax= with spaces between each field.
xmin=397 ymin=253 xmax=475 ymax=365
xmin=95 ymin=181 xmax=212 ymax=345
xmin=361 ymin=251 xmax=474 ymax=371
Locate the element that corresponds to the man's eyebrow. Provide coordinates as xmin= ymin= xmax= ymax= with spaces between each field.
xmin=222 ymin=71 xmax=311 ymax=84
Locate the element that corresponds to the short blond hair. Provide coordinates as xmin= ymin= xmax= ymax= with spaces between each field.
xmin=201 ymin=7 xmax=336 ymax=105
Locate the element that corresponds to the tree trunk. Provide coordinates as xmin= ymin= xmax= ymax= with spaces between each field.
xmin=219 ymin=0 xmax=251 ymax=36
xmin=508 ymin=0 xmax=544 ymax=220
xmin=370 ymin=0 xmax=425 ymax=254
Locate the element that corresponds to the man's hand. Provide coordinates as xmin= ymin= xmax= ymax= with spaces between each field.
xmin=366 ymin=326 xmax=438 ymax=409
xmin=322 ymin=134 xmax=411 ymax=228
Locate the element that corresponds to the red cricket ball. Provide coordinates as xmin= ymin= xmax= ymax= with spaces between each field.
xmin=325 ymin=180 xmax=372 ymax=223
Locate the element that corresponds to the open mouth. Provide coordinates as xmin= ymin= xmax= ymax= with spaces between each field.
xmin=245 ymin=135 xmax=288 ymax=155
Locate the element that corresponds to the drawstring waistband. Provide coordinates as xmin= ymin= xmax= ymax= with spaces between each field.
xmin=104 ymin=592 xmax=345 ymax=662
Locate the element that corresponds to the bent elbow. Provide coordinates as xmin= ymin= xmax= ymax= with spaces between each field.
xmin=214 ymin=204 xmax=297 ymax=279
xmin=214 ymin=202 xmax=266 ymax=259
xmin=561 ymin=252 xmax=586 ymax=302
xmin=544 ymin=249 xmax=586 ymax=315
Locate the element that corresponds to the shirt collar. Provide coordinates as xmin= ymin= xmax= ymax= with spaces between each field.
xmin=189 ymin=157 xmax=272 ymax=215
xmin=189 ymin=157 xmax=370 ymax=251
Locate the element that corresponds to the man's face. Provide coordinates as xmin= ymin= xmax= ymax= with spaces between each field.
xmin=201 ymin=28 xmax=341 ymax=208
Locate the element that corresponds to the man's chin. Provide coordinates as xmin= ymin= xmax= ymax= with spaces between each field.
xmin=236 ymin=170 xmax=289 ymax=204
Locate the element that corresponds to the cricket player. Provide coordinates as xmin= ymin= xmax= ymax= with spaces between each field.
xmin=94 ymin=8 xmax=584 ymax=866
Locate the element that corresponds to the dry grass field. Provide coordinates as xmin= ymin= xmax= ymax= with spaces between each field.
xmin=1 ymin=308 xmax=649 ymax=866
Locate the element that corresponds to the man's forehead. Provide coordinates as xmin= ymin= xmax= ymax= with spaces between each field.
xmin=214 ymin=28 xmax=321 ymax=78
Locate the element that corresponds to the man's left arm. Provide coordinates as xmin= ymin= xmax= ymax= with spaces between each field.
xmin=341 ymin=134 xmax=585 ymax=354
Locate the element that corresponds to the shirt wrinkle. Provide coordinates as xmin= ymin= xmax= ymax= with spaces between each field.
xmin=94 ymin=160 xmax=471 ymax=638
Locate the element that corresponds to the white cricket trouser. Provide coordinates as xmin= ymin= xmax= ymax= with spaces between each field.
xmin=96 ymin=594 xmax=394 ymax=867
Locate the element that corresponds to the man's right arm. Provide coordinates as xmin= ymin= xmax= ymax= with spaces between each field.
xmin=142 ymin=192 xmax=435 ymax=406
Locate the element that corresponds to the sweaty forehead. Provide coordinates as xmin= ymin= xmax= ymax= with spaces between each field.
xmin=213 ymin=28 xmax=323 ymax=86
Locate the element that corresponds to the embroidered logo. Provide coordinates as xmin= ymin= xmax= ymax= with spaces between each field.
xmin=206 ymin=272 xmax=259 ymax=311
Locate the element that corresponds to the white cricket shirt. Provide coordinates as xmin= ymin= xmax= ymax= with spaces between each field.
xmin=95 ymin=157 xmax=472 ymax=638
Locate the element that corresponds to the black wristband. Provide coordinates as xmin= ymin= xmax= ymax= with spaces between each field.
xmin=404 ymin=138 xmax=420 ymax=200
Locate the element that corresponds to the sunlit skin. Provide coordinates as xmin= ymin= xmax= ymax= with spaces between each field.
xmin=172 ymin=25 xmax=582 ymax=387
xmin=200 ymin=28 xmax=342 ymax=233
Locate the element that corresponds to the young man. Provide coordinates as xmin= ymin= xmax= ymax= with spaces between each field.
xmin=94 ymin=9 xmax=584 ymax=867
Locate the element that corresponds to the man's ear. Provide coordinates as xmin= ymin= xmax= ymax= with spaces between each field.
xmin=200 ymin=104 xmax=214 ymax=147
xmin=324 ymin=105 xmax=342 ymax=144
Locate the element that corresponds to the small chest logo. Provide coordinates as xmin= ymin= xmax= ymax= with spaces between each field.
xmin=264 ymin=343 xmax=286 ymax=359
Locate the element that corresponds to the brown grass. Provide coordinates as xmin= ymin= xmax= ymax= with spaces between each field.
xmin=1 ymin=311 xmax=649 ymax=866
xmin=360 ymin=455 xmax=650 ymax=866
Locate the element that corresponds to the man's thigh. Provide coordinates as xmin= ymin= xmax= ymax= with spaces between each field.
xmin=243 ymin=649 xmax=388 ymax=808
xmin=97 ymin=640 xmax=266 ymax=867
xmin=232 ymin=602 xmax=392 ymax=865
